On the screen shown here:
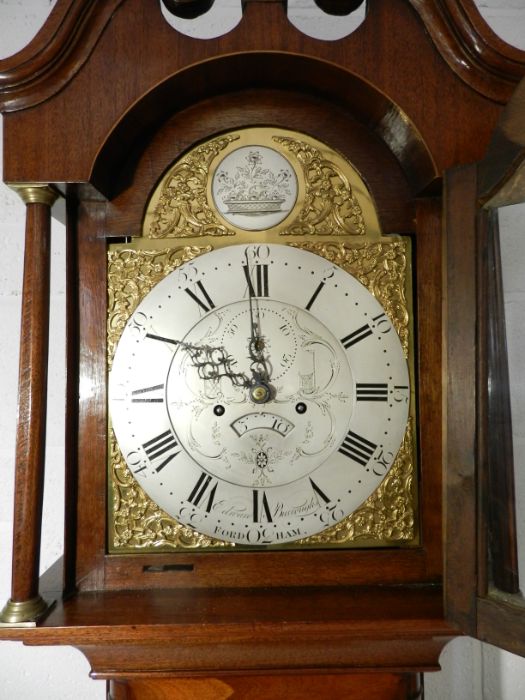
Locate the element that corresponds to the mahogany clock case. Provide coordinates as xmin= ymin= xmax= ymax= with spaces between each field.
xmin=61 ymin=84 xmax=441 ymax=593
xmin=1 ymin=0 xmax=525 ymax=687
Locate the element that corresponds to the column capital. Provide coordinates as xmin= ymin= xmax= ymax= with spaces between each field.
xmin=8 ymin=183 xmax=60 ymax=207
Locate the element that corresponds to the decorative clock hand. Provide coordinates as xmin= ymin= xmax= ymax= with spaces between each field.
xmin=146 ymin=332 xmax=248 ymax=386
xmin=111 ymin=243 xmax=410 ymax=546
xmin=244 ymin=249 xmax=274 ymax=403
xmin=189 ymin=343 xmax=247 ymax=387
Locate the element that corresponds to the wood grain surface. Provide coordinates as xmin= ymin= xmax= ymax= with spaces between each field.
xmin=2 ymin=0 xmax=524 ymax=684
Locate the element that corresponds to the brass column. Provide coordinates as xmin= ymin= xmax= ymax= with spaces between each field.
xmin=0 ymin=184 xmax=59 ymax=625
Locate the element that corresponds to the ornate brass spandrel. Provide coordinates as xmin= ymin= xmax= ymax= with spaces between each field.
xmin=107 ymin=244 xmax=232 ymax=551
xmin=145 ymin=134 xmax=239 ymax=239
xmin=110 ymin=428 xmax=229 ymax=550
xmin=274 ymin=136 xmax=366 ymax=237
xmin=291 ymin=240 xmax=410 ymax=356
xmin=107 ymin=245 xmax=212 ymax=368
xmin=143 ymin=128 xmax=381 ymax=241
xmin=297 ymin=420 xmax=416 ymax=547
xmin=107 ymin=238 xmax=416 ymax=552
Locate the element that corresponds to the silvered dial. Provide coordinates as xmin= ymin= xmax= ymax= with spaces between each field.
xmin=109 ymin=244 xmax=410 ymax=545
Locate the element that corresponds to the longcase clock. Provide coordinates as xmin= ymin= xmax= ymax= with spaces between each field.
xmin=1 ymin=1 xmax=525 ymax=698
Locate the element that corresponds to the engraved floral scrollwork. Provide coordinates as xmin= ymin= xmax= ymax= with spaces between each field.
xmin=147 ymin=135 xmax=239 ymax=238
xmin=274 ymin=136 xmax=366 ymax=237
xmin=107 ymin=246 xmax=212 ymax=367
xmin=108 ymin=241 xmax=415 ymax=551
xmin=108 ymin=245 xmax=233 ymax=549
xmin=291 ymin=240 xmax=410 ymax=356
xmin=146 ymin=130 xmax=372 ymax=240
xmin=299 ymin=421 xmax=415 ymax=545
xmin=110 ymin=430 xmax=229 ymax=549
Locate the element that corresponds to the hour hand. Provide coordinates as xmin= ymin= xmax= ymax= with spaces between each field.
xmin=145 ymin=332 xmax=248 ymax=386
xmin=244 ymin=253 xmax=273 ymax=387
xmin=193 ymin=345 xmax=249 ymax=387
xmin=245 ymin=332 xmax=275 ymax=404
xmin=248 ymin=334 xmax=271 ymax=382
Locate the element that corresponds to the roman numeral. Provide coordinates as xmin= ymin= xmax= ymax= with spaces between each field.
xmin=188 ymin=472 xmax=218 ymax=512
xmin=309 ymin=478 xmax=331 ymax=505
xmin=131 ymin=384 xmax=165 ymax=403
xmin=340 ymin=323 xmax=373 ymax=349
xmin=338 ymin=430 xmax=377 ymax=466
xmin=356 ymin=383 xmax=388 ymax=401
xmin=142 ymin=430 xmax=180 ymax=471
xmin=243 ymin=264 xmax=269 ymax=297
xmin=305 ymin=281 xmax=325 ymax=311
xmin=253 ymin=490 xmax=273 ymax=523
xmin=185 ymin=280 xmax=215 ymax=312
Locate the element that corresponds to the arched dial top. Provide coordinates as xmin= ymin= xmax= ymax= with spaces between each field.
xmin=109 ymin=244 xmax=410 ymax=546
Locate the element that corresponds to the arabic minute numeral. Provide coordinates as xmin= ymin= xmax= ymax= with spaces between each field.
xmin=371 ymin=312 xmax=392 ymax=334
xmin=129 ymin=311 xmax=148 ymax=339
xmin=125 ymin=450 xmax=148 ymax=476
xmin=373 ymin=449 xmax=395 ymax=477
xmin=393 ymin=385 xmax=410 ymax=403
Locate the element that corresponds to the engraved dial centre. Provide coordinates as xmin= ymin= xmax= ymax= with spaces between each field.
xmin=165 ymin=299 xmax=353 ymax=488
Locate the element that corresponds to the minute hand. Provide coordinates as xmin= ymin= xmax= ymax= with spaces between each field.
xmin=243 ymin=252 xmax=272 ymax=386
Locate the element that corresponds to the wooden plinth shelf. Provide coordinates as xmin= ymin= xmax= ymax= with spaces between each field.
xmin=3 ymin=577 xmax=456 ymax=679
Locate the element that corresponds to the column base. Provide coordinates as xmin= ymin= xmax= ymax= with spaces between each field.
xmin=0 ymin=595 xmax=54 ymax=627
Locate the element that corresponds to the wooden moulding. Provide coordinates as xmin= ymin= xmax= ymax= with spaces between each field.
xmin=0 ymin=586 xmax=457 ymax=676
xmin=95 ymin=70 xmax=436 ymax=204
xmin=0 ymin=0 xmax=125 ymax=112
xmin=443 ymin=164 xmax=479 ymax=636
xmin=408 ymin=0 xmax=525 ymax=102
xmin=0 ymin=0 xmax=523 ymax=115
xmin=0 ymin=0 xmax=519 ymax=187
xmin=479 ymin=76 xmax=525 ymax=207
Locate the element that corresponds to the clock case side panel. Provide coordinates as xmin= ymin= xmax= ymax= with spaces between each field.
xmin=444 ymin=78 xmax=525 ymax=656
xmin=68 ymin=85 xmax=446 ymax=592
xmin=66 ymin=187 xmax=110 ymax=592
